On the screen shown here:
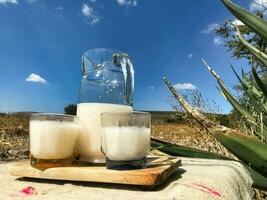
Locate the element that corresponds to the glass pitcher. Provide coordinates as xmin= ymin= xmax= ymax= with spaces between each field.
xmin=76 ymin=48 xmax=134 ymax=163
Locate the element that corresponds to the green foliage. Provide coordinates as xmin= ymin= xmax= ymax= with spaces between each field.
xmin=252 ymin=66 xmax=267 ymax=96
xmin=203 ymin=1 xmax=267 ymax=141
xmin=215 ymin=134 xmax=267 ymax=177
xmin=0 ymin=113 xmax=6 ymax=116
xmin=64 ymin=104 xmax=77 ymax=115
xmin=249 ymin=169 xmax=267 ymax=190
xmin=217 ymin=114 xmax=232 ymax=127
xmin=207 ymin=0 xmax=267 ymax=181
xmin=219 ymin=0 xmax=267 ymax=141
xmin=165 ymin=114 xmax=185 ymax=124
xmin=236 ymin=27 xmax=267 ymax=68
xmin=202 ymin=60 xmax=259 ymax=130
xmin=215 ymin=1 xmax=267 ymax=121
xmin=222 ymin=0 xmax=267 ymax=42
xmin=151 ymin=138 xmax=228 ymax=160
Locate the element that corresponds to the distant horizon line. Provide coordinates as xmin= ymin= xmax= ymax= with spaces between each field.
xmin=0 ymin=110 xmax=230 ymax=115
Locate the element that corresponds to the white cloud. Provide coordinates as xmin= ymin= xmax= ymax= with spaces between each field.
xmin=116 ymin=0 xmax=138 ymax=7
xmin=81 ymin=3 xmax=100 ymax=25
xmin=0 ymin=0 xmax=18 ymax=5
xmin=232 ymin=19 xmax=244 ymax=26
xmin=149 ymin=86 xmax=155 ymax=90
xmin=0 ymin=0 xmax=38 ymax=5
xmin=25 ymin=0 xmax=37 ymax=4
xmin=173 ymin=83 xmax=197 ymax=90
xmin=26 ymin=73 xmax=47 ymax=84
xmin=56 ymin=6 xmax=64 ymax=10
xmin=202 ymin=23 xmax=219 ymax=34
xmin=188 ymin=53 xmax=193 ymax=58
xmin=214 ymin=37 xmax=223 ymax=45
xmin=250 ymin=0 xmax=267 ymax=12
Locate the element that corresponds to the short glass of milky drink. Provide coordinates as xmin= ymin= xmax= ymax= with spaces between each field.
xmin=101 ymin=111 xmax=151 ymax=170
xmin=30 ymin=113 xmax=79 ymax=170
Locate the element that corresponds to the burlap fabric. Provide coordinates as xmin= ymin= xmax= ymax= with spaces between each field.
xmin=0 ymin=158 xmax=253 ymax=200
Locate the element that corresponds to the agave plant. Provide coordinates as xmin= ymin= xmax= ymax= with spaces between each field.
xmin=152 ymin=0 xmax=267 ymax=191
xmin=209 ymin=0 xmax=267 ymax=143
xmin=161 ymin=77 xmax=267 ymax=190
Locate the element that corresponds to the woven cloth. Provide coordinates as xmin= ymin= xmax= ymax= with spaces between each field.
xmin=177 ymin=158 xmax=253 ymax=200
xmin=0 ymin=158 xmax=253 ymax=200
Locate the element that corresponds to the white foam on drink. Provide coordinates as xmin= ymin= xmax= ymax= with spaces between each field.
xmin=102 ymin=126 xmax=150 ymax=161
xmin=77 ymin=103 xmax=133 ymax=163
xmin=30 ymin=120 xmax=79 ymax=160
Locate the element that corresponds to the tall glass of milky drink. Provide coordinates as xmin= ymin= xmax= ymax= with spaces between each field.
xmin=30 ymin=113 xmax=79 ymax=170
xmin=77 ymin=48 xmax=134 ymax=163
xmin=101 ymin=112 xmax=151 ymax=170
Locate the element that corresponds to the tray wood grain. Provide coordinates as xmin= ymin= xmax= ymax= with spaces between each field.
xmin=9 ymin=157 xmax=181 ymax=186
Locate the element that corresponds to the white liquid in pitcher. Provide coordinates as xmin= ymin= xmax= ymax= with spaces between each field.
xmin=102 ymin=126 xmax=150 ymax=161
xmin=30 ymin=121 xmax=79 ymax=160
xmin=76 ymin=103 xmax=133 ymax=163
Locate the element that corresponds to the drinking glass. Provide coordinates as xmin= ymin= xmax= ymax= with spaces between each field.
xmin=30 ymin=113 xmax=79 ymax=170
xmin=101 ymin=112 xmax=151 ymax=170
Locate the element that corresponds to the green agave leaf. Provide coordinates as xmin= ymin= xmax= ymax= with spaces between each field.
xmin=249 ymin=168 xmax=267 ymax=191
xmin=218 ymin=80 xmax=257 ymax=125
xmin=241 ymin=70 xmax=266 ymax=101
xmin=231 ymin=65 xmax=246 ymax=89
xmin=201 ymin=60 xmax=267 ymax=139
xmin=241 ymin=71 xmax=267 ymax=116
xmin=231 ymin=66 xmax=267 ymax=115
xmin=152 ymin=139 xmax=267 ymax=190
xmin=236 ymin=27 xmax=267 ymax=68
xmin=222 ymin=0 xmax=267 ymax=42
xmin=219 ymin=79 xmax=267 ymax=139
xmin=202 ymin=60 xmax=258 ymax=125
xmin=252 ymin=66 xmax=267 ymax=97
xmin=151 ymin=138 xmax=229 ymax=160
xmin=216 ymin=134 xmax=267 ymax=177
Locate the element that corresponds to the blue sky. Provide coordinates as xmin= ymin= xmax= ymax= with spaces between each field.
xmin=0 ymin=0 xmax=261 ymax=113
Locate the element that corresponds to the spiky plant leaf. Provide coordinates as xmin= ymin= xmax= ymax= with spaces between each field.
xmin=202 ymin=60 xmax=258 ymax=125
xmin=202 ymin=60 xmax=267 ymax=139
xmin=222 ymin=0 xmax=267 ymax=42
xmin=151 ymin=138 xmax=228 ymax=160
xmin=249 ymin=169 xmax=267 ymax=190
xmin=236 ymin=27 xmax=267 ymax=68
xmin=219 ymin=80 xmax=267 ymax=139
xmin=215 ymin=134 xmax=267 ymax=177
xmin=252 ymin=66 xmax=267 ymax=97
xmin=241 ymin=70 xmax=266 ymax=101
xmin=231 ymin=66 xmax=267 ymax=115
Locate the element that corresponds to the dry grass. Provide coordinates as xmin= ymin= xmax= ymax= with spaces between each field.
xmin=0 ymin=113 xmax=243 ymax=161
xmin=0 ymin=113 xmax=29 ymax=160
xmin=152 ymin=122 xmax=234 ymax=158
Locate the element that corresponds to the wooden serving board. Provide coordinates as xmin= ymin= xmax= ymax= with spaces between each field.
xmin=9 ymin=157 xmax=181 ymax=186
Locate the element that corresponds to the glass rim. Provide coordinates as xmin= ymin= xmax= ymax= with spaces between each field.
xmin=84 ymin=48 xmax=123 ymax=54
xmin=83 ymin=48 xmax=131 ymax=59
xmin=101 ymin=111 xmax=151 ymax=117
xmin=31 ymin=113 xmax=77 ymax=119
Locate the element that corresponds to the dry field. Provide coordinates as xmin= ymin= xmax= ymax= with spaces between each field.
xmin=0 ymin=113 xmax=29 ymax=161
xmin=151 ymin=123 xmax=234 ymax=158
xmin=0 ymin=112 xmax=233 ymax=160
